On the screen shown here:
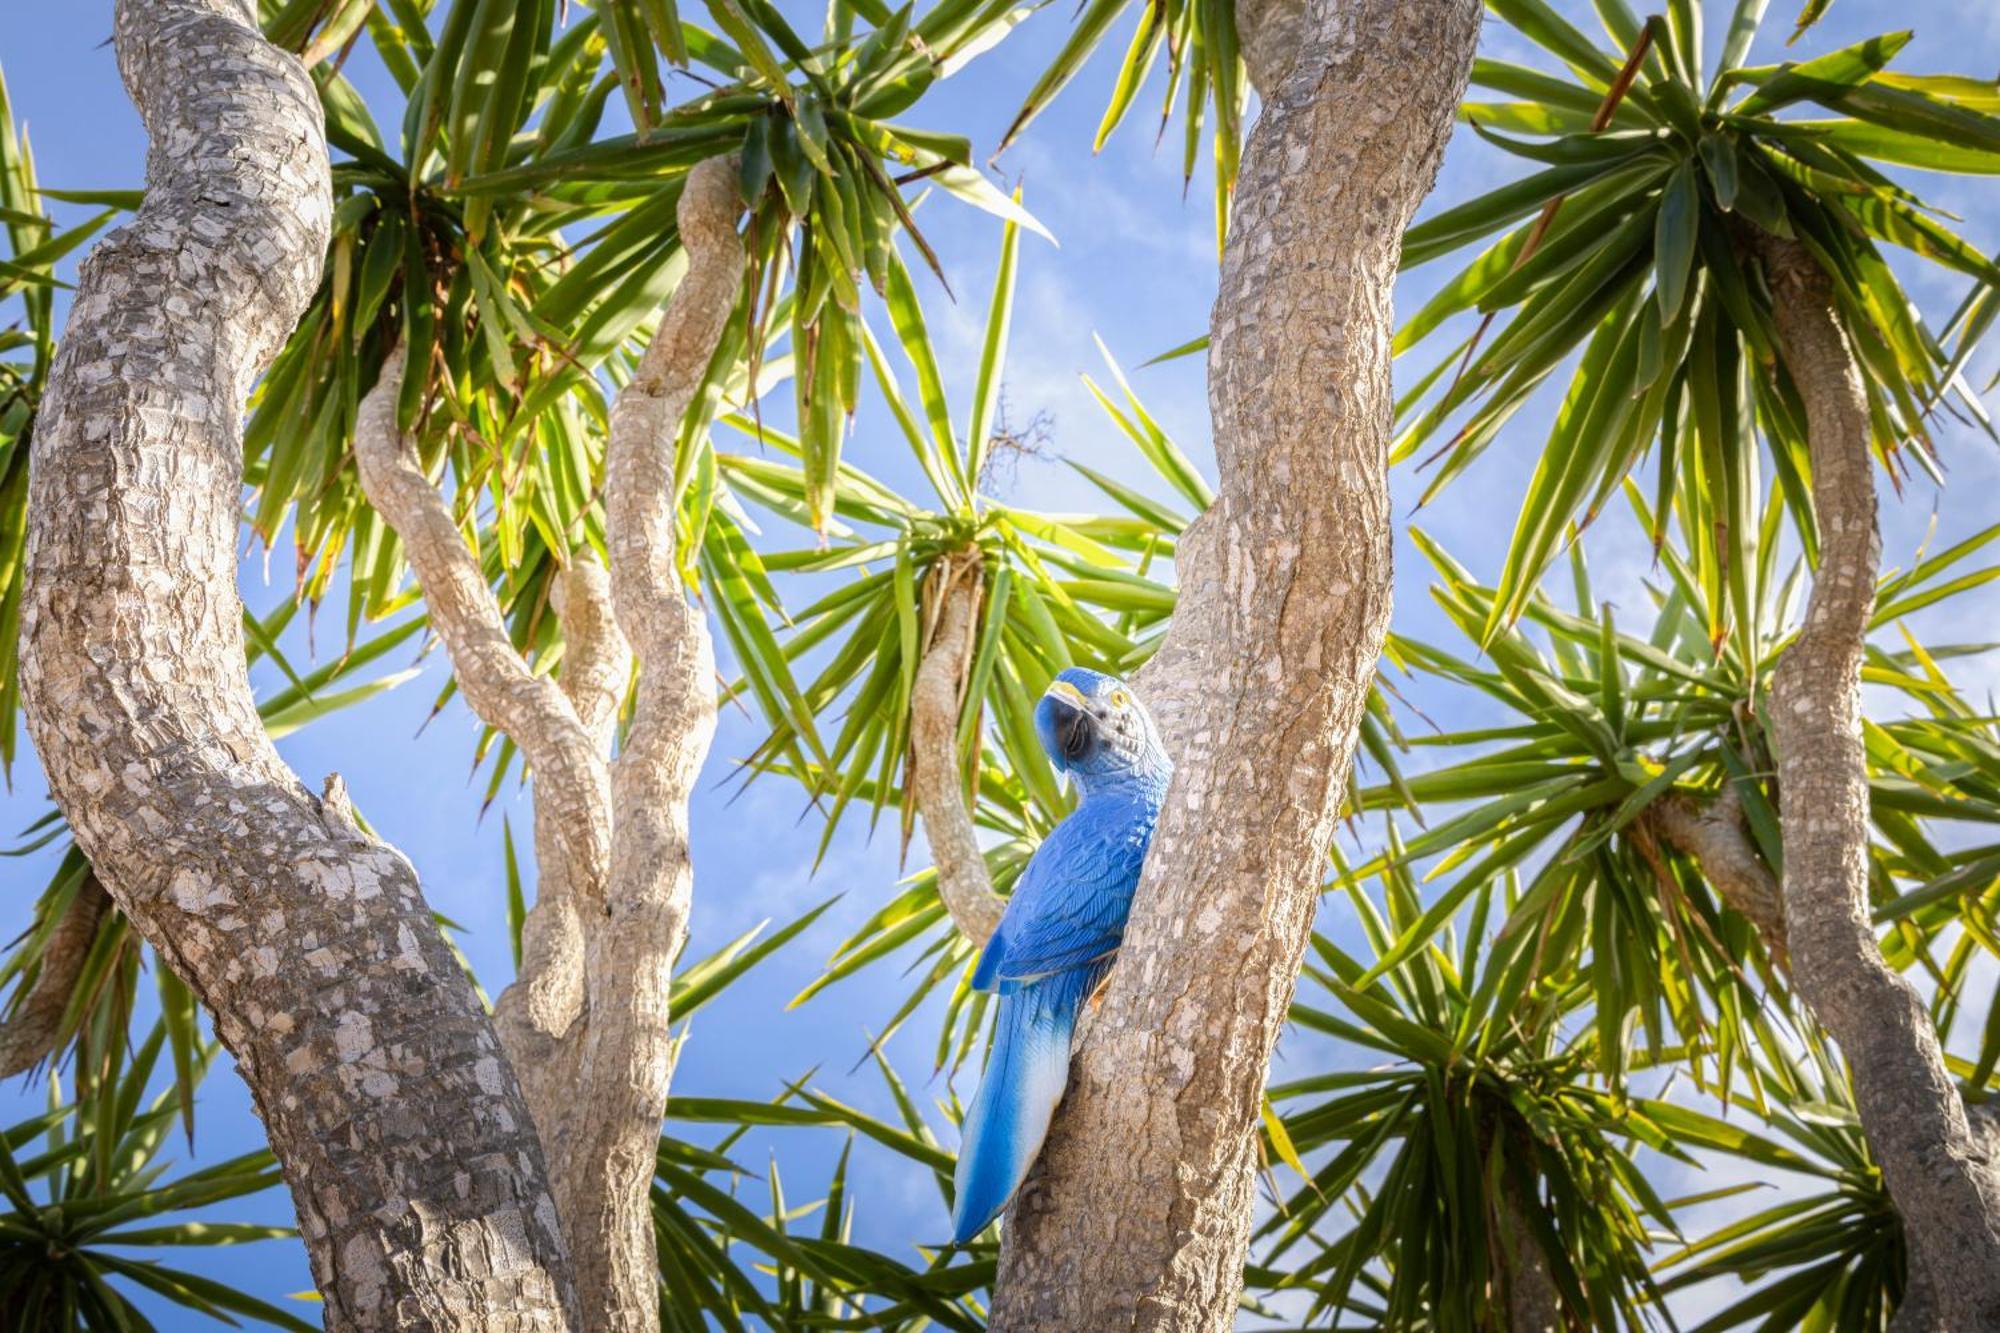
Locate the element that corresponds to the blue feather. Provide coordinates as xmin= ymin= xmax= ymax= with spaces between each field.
xmin=950 ymin=963 xmax=1102 ymax=1244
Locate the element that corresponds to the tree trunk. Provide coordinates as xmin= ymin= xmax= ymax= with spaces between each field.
xmin=1762 ymin=233 xmax=2000 ymax=1329
xmin=985 ymin=0 xmax=1481 ymax=1326
xmin=17 ymin=2 xmax=575 ymax=1326
xmin=1494 ymin=1151 xmax=1563 ymax=1333
xmin=911 ymin=550 xmax=1006 ymax=945
xmin=564 ymin=153 xmax=732 ymax=1331
xmin=1235 ymin=0 xmax=1305 ymax=95
xmin=355 ymin=156 xmax=738 ymax=1332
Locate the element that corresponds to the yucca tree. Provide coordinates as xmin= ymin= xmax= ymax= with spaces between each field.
xmin=0 ymin=1020 xmax=306 ymax=1330
xmin=1329 ymin=473 xmax=2000 ymax=1326
xmin=1260 ymin=848 xmax=1673 ymax=1331
xmin=1392 ymin=1 xmax=2000 ymax=1320
xmin=6 ymin=0 xmax=1053 ymax=1322
xmin=247 ymin=0 xmax=1032 ymax=663
xmin=0 ymin=45 xmax=448 ymax=1109
xmin=22 ymin=0 xmax=2000 ymax=1329
xmin=1399 ymin=1 xmax=1997 ymax=647
xmin=714 ymin=213 xmax=1196 ymax=984
xmin=274 ymin=0 xmax=1043 ymax=1321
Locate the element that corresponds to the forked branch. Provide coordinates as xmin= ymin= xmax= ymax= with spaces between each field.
xmin=353 ymin=153 xmax=743 ymax=1333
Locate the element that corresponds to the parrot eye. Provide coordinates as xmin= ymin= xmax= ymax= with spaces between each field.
xmin=1109 ymin=689 xmax=1131 ymax=710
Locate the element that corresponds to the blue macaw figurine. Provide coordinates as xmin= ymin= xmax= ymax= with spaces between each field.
xmin=950 ymin=666 xmax=1172 ymax=1244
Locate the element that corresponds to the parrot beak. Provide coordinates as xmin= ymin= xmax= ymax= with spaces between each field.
xmin=1043 ymin=679 xmax=1089 ymax=712
xmin=1040 ymin=679 xmax=1097 ymax=765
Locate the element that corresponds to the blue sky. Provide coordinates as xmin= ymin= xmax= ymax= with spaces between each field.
xmin=3 ymin=0 xmax=1998 ymax=1326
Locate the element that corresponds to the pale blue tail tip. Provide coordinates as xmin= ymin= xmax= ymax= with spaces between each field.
xmin=950 ymin=1174 xmax=1008 ymax=1245
xmin=949 ymin=969 xmax=1091 ymax=1246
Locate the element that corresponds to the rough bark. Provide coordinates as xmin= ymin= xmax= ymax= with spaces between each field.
xmin=1762 ymin=234 xmax=2000 ymax=1330
xmin=355 ymin=353 xmax=606 ymax=1144
xmin=1647 ymin=786 xmax=1790 ymax=969
xmin=985 ymin=1 xmax=1481 ymax=1326
xmin=353 ymin=155 xmax=737 ymax=1332
xmin=0 ymin=875 xmax=109 ymax=1079
xmin=17 ymin=2 xmax=574 ymax=1326
xmin=352 ymin=356 xmax=613 ymax=900
xmin=1234 ymin=0 xmax=1307 ymax=96
xmin=563 ymin=153 xmax=731 ymax=1330
xmin=911 ymin=551 xmax=1006 ymax=945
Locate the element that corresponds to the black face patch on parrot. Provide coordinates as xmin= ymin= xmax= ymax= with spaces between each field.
xmin=1049 ymin=697 xmax=1097 ymax=765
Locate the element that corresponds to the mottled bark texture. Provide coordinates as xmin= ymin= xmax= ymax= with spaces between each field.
xmin=985 ymin=1 xmax=1481 ymax=1326
xmin=17 ymin=2 xmax=575 ymax=1326
xmin=354 ymin=156 xmax=737 ymax=1332
xmin=1647 ymin=786 xmax=1789 ymax=970
xmin=567 ymin=154 xmax=729 ymax=1329
xmin=0 ymin=875 xmax=109 ymax=1078
xmin=911 ymin=551 xmax=1006 ymax=945
xmin=356 ymin=353 xmax=605 ymax=1143
xmin=1762 ymin=234 xmax=2000 ymax=1329
xmin=1234 ymin=0 xmax=1307 ymax=95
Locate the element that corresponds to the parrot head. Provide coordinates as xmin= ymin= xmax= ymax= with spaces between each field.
xmin=1034 ymin=667 xmax=1169 ymax=792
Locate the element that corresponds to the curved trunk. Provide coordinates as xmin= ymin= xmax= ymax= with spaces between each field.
xmin=1647 ymin=786 xmax=1789 ymax=969
xmin=568 ymin=153 xmax=734 ymax=1331
xmin=985 ymin=0 xmax=1482 ymax=1326
xmin=1762 ymin=233 xmax=2000 ymax=1329
xmin=18 ymin=1 xmax=574 ymax=1324
xmin=911 ymin=551 xmax=1006 ymax=945
xmin=354 ymin=158 xmax=740 ymax=1331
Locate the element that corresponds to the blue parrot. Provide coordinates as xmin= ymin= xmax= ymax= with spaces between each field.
xmin=949 ymin=666 xmax=1172 ymax=1244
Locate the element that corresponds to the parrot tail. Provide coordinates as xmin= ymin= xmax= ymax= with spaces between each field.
xmin=950 ymin=964 xmax=1100 ymax=1245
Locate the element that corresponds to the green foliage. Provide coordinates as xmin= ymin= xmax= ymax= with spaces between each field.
xmin=998 ymin=0 xmax=1247 ymax=250
xmin=1652 ymin=1046 xmax=1909 ymax=1330
xmin=1262 ymin=856 xmax=1671 ymax=1329
xmin=655 ymin=1063 xmax=990 ymax=1329
xmin=6 ymin=3 xmax=2000 ymax=1330
xmin=1397 ymin=0 xmax=2000 ymax=661
xmin=0 ymin=1020 xmax=307 ymax=1330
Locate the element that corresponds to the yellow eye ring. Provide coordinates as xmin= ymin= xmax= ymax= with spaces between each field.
xmin=1109 ymin=689 xmax=1131 ymax=709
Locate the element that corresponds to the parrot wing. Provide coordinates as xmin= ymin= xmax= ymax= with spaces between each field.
xmin=971 ymin=801 xmax=1151 ymax=994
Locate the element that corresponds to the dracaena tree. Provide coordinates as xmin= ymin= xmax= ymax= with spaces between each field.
xmin=25 ymin=0 xmax=1999 ymax=1330
xmin=716 ymin=7 xmax=1998 ymax=1328
xmin=1291 ymin=475 xmax=2000 ymax=1328
xmin=1394 ymin=1 xmax=2000 ymax=1321
xmin=3 ymin=0 xmax=1042 ymax=1324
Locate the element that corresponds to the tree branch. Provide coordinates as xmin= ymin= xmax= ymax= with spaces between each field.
xmin=1761 ymin=231 xmax=2000 ymax=1327
xmin=1646 ymin=786 xmax=1789 ymax=970
xmin=353 ymin=353 xmax=614 ymax=897
xmin=0 ymin=874 xmax=110 ymax=1080
xmin=18 ymin=2 xmax=573 ymax=1322
xmin=553 ymin=555 xmax=632 ymax=750
xmin=987 ymin=1 xmax=1481 ymax=1325
xmin=355 ymin=349 xmax=617 ymax=1174
xmin=559 ymin=152 xmax=739 ymax=1333
xmin=912 ymin=550 xmax=1006 ymax=945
